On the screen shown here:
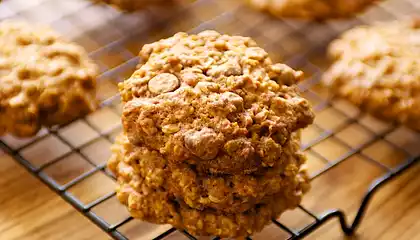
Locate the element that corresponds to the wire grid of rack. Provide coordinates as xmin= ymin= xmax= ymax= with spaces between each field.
xmin=1 ymin=0 xmax=420 ymax=239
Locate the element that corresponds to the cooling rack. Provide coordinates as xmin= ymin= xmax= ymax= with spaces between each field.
xmin=1 ymin=0 xmax=420 ymax=239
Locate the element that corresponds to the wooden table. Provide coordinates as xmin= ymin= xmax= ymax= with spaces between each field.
xmin=0 ymin=151 xmax=109 ymax=240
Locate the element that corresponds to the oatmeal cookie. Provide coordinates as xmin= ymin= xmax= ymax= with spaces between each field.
xmin=246 ymin=0 xmax=380 ymax=20
xmin=120 ymin=31 xmax=314 ymax=174
xmin=109 ymin=133 xmax=309 ymax=213
xmin=323 ymin=18 xmax=420 ymax=130
xmin=109 ymin=134 xmax=308 ymax=237
xmin=0 ymin=21 xmax=98 ymax=137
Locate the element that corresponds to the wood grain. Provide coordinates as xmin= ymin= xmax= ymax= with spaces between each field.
xmin=0 ymin=152 xmax=109 ymax=240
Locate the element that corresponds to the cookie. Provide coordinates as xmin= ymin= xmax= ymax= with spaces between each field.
xmin=0 ymin=21 xmax=98 ymax=137
xmin=112 ymin=30 xmax=314 ymax=237
xmin=108 ymin=133 xmax=309 ymax=214
xmin=323 ymin=18 xmax=420 ymax=130
xmin=246 ymin=0 xmax=380 ymax=20
xmin=120 ymin=31 xmax=314 ymax=174
xmin=109 ymin=133 xmax=309 ymax=237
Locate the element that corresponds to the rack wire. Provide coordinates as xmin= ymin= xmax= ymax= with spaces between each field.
xmin=1 ymin=0 xmax=420 ymax=239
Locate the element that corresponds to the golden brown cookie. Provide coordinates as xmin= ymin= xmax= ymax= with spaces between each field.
xmin=323 ymin=18 xmax=420 ymax=130
xmin=120 ymin=31 xmax=314 ymax=174
xmin=109 ymin=133 xmax=309 ymax=237
xmin=108 ymin=133 xmax=309 ymax=214
xmin=0 ymin=21 xmax=98 ymax=137
xmin=246 ymin=0 xmax=380 ymax=20
xmin=113 ymin=30 xmax=314 ymax=237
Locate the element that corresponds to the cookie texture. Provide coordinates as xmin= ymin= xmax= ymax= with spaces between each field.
xmin=109 ymin=132 xmax=309 ymax=214
xmin=246 ymin=0 xmax=379 ymax=20
xmin=0 ymin=21 xmax=98 ymax=137
xmin=112 ymin=31 xmax=314 ymax=237
xmin=120 ymin=31 xmax=314 ymax=174
xmin=109 ymin=133 xmax=309 ymax=237
xmin=323 ymin=18 xmax=420 ymax=130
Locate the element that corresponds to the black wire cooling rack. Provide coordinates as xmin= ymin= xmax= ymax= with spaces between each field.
xmin=1 ymin=0 xmax=420 ymax=239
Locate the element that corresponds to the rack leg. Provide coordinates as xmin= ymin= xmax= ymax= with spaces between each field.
xmin=348 ymin=156 xmax=420 ymax=233
xmin=298 ymin=156 xmax=419 ymax=239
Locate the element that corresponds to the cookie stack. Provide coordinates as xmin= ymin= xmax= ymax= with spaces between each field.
xmin=108 ymin=31 xmax=315 ymax=237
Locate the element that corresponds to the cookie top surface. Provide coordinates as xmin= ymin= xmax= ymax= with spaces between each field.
xmin=323 ymin=18 xmax=420 ymax=129
xmin=0 ymin=21 xmax=98 ymax=137
xmin=120 ymin=31 xmax=314 ymax=174
xmin=246 ymin=0 xmax=379 ymax=19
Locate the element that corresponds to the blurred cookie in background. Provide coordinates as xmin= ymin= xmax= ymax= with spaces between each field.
xmin=93 ymin=0 xmax=192 ymax=11
xmin=246 ymin=0 xmax=381 ymax=20
xmin=0 ymin=21 xmax=98 ymax=138
xmin=323 ymin=17 xmax=420 ymax=130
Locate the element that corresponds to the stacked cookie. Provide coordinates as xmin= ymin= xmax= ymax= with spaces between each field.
xmin=109 ymin=31 xmax=315 ymax=237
